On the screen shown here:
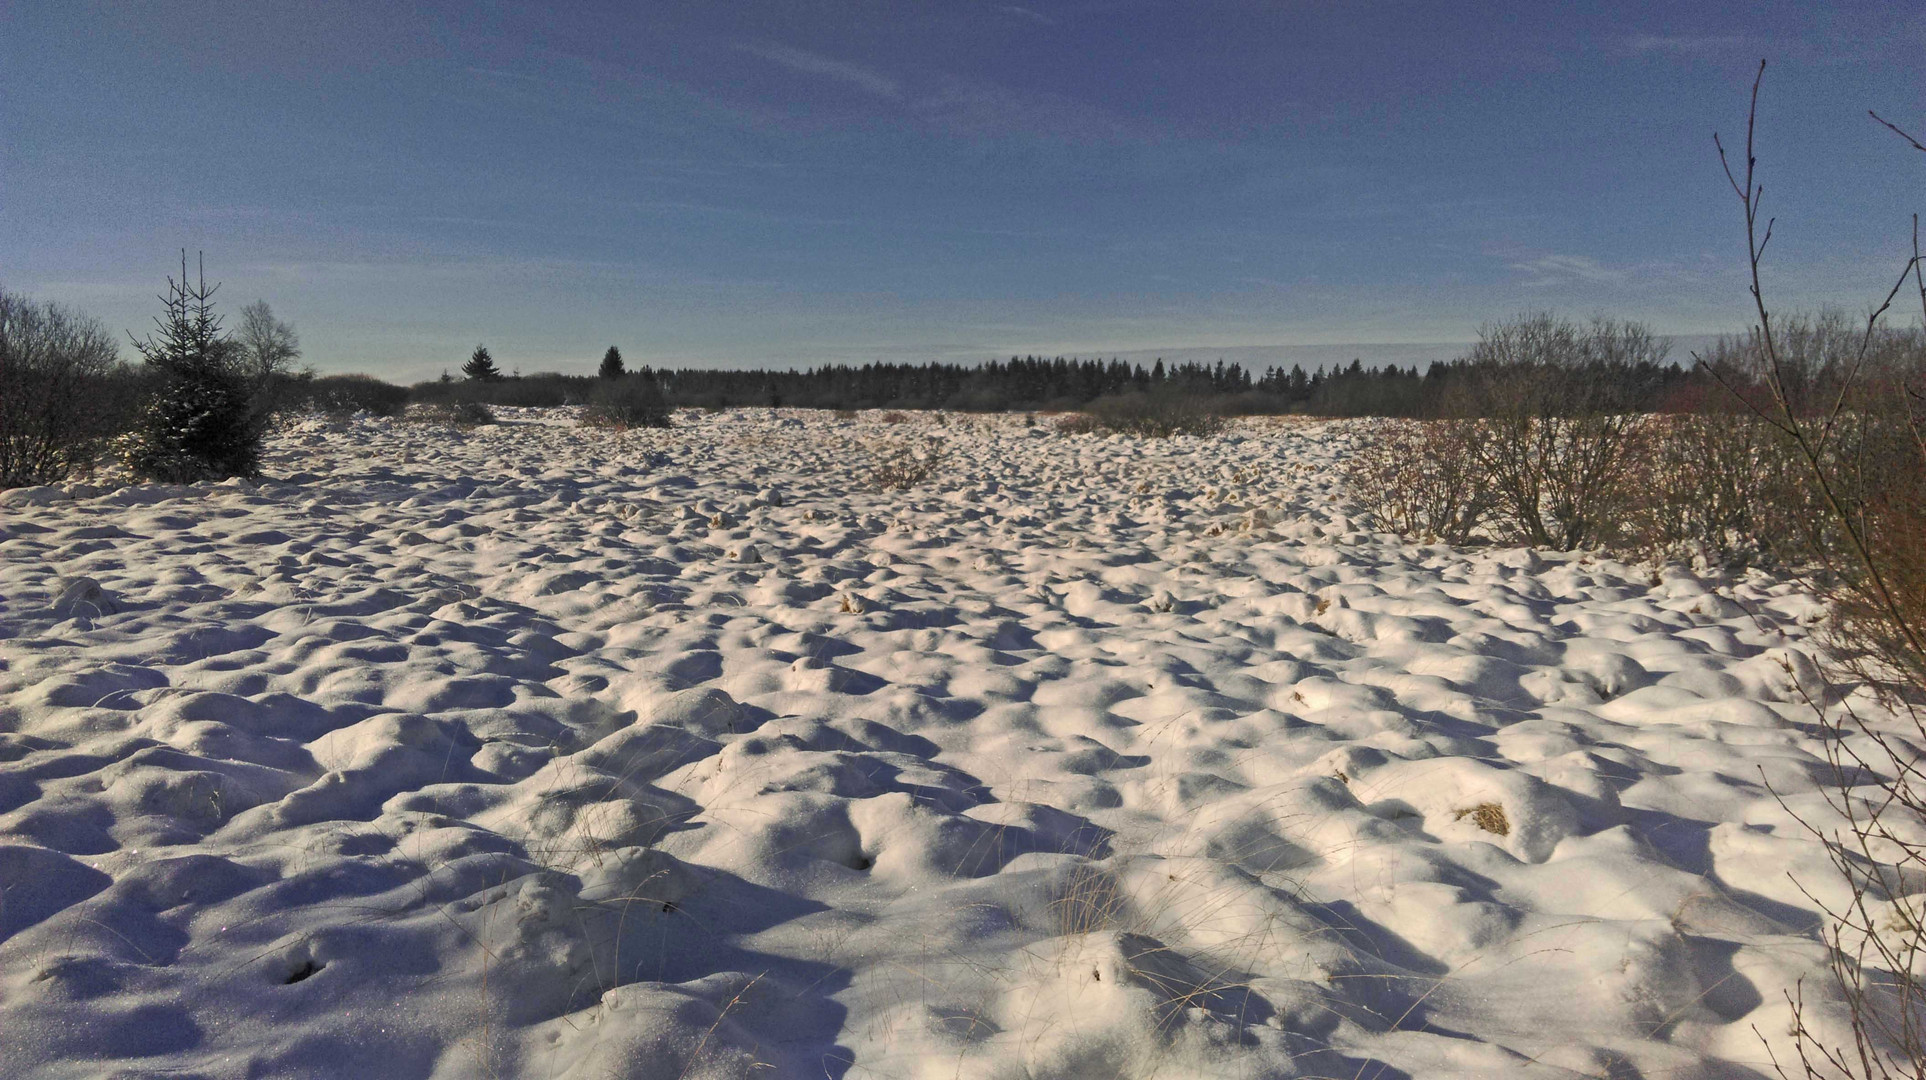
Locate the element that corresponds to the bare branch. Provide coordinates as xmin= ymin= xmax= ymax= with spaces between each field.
xmin=1871 ymin=110 xmax=1926 ymax=155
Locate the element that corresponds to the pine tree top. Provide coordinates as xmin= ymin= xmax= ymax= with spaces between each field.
xmin=131 ymin=251 xmax=227 ymax=377
xmin=463 ymin=344 xmax=502 ymax=382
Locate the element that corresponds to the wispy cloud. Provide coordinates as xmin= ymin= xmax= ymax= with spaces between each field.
xmin=998 ymin=6 xmax=1057 ymax=25
xmin=1499 ymin=247 xmax=1728 ymax=292
xmin=1623 ymin=33 xmax=1762 ymax=56
xmin=730 ymin=39 xmax=1153 ymax=142
xmin=1509 ymin=252 xmax=1630 ymax=287
xmin=735 ymin=42 xmax=900 ymax=99
xmin=912 ymin=72 xmax=1155 ymax=141
xmin=464 ymin=65 xmax=558 ymax=88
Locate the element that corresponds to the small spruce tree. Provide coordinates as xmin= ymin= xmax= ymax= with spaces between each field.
xmin=463 ymin=345 xmax=502 ymax=382
xmin=124 ymin=252 xmax=261 ymax=482
xmin=599 ymin=346 xmax=624 ymax=380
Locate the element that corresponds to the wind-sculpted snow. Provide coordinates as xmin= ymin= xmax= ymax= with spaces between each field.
xmin=0 ymin=407 xmax=1872 ymax=1077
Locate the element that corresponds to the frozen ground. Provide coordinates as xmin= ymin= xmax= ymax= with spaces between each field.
xmin=0 ymin=407 xmax=1875 ymax=1078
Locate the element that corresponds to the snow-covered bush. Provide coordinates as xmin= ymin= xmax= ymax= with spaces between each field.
xmin=119 ymin=371 xmax=260 ymax=482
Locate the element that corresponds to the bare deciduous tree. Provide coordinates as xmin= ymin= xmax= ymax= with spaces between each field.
xmin=234 ymin=300 xmax=301 ymax=383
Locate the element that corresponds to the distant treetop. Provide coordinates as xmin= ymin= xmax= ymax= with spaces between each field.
xmin=463 ymin=344 xmax=502 ymax=382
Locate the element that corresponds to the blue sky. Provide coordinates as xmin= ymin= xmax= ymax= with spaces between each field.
xmin=4 ymin=2 xmax=1921 ymax=381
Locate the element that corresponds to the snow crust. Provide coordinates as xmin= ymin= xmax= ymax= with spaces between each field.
xmin=0 ymin=407 xmax=1872 ymax=1077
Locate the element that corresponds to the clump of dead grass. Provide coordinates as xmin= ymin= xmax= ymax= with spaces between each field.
xmin=1452 ymin=802 xmax=1510 ymax=837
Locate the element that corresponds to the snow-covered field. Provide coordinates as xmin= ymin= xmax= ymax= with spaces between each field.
xmin=0 ymin=407 xmax=1866 ymax=1078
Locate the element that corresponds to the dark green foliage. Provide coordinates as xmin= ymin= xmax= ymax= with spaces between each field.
xmin=123 ymin=253 xmax=264 ymax=482
xmin=621 ymin=353 xmax=1692 ymax=417
xmin=400 ymin=335 xmax=1705 ymax=420
xmin=581 ymin=372 xmax=671 ymax=429
xmin=463 ymin=345 xmax=502 ymax=382
xmin=598 ymin=346 xmax=624 ymax=380
xmin=412 ymin=372 xmax=569 ymax=408
xmin=124 ymin=370 xmax=260 ymax=481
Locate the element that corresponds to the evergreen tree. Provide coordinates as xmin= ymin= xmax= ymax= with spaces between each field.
xmin=598 ymin=346 xmax=624 ymax=380
xmin=124 ymin=252 xmax=261 ymax=481
xmin=463 ymin=345 xmax=502 ymax=382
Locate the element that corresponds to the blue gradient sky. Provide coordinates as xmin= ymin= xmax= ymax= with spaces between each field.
xmin=4 ymin=2 xmax=1921 ymax=380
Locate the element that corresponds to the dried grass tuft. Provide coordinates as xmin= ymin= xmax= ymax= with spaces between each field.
xmin=1452 ymin=802 xmax=1510 ymax=837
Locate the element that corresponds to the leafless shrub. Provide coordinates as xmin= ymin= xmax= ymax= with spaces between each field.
xmin=1449 ymin=313 xmax=1666 ymax=550
xmin=1618 ymin=408 xmax=1809 ymax=567
xmin=0 ymin=288 xmax=123 ymax=487
xmin=1343 ymin=418 xmax=1488 ymax=544
xmin=1053 ymin=412 xmax=1101 ymax=436
xmin=869 ymin=440 xmax=944 ymax=490
xmin=580 ymin=375 xmax=671 ymax=430
xmin=1082 ymin=392 xmax=1226 ymax=438
xmin=880 ymin=410 xmax=909 ymax=424
xmin=307 ymin=374 xmax=409 ymax=418
xmin=408 ymin=400 xmax=496 ymax=428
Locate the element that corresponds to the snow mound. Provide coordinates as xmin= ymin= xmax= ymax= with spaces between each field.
xmin=0 ymin=409 xmax=1876 ymax=1078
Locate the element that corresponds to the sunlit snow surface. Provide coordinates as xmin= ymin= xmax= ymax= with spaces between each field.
xmin=0 ymin=408 xmax=1865 ymax=1078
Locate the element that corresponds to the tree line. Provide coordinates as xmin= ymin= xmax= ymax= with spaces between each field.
xmin=2 ymin=272 xmax=1726 ymax=492
xmin=409 ymin=348 xmax=1701 ymax=418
